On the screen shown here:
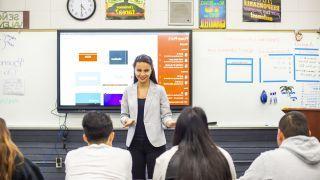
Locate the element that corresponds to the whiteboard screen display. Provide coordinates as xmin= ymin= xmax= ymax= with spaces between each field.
xmin=57 ymin=30 xmax=192 ymax=112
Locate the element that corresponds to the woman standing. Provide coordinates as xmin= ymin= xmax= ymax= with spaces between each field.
xmin=120 ymin=54 xmax=176 ymax=179
xmin=0 ymin=118 xmax=44 ymax=180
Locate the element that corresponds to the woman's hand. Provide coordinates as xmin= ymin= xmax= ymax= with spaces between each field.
xmin=123 ymin=119 xmax=136 ymax=128
xmin=165 ymin=120 xmax=176 ymax=128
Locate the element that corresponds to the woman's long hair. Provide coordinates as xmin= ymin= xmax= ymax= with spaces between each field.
xmin=193 ymin=106 xmax=209 ymax=131
xmin=133 ymin=54 xmax=158 ymax=84
xmin=173 ymin=107 xmax=232 ymax=180
xmin=0 ymin=118 xmax=24 ymax=180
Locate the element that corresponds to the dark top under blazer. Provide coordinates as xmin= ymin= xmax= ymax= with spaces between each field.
xmin=133 ymin=98 xmax=148 ymax=141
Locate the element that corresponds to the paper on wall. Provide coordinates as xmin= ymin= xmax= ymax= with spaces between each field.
xmin=3 ymin=78 xmax=25 ymax=95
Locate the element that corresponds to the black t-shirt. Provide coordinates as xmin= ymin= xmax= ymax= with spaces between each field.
xmin=13 ymin=157 xmax=44 ymax=180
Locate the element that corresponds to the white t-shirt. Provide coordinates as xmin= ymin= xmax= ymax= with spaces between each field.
xmin=65 ymin=144 xmax=132 ymax=180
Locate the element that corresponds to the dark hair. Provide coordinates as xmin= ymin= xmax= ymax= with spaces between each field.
xmin=193 ymin=106 xmax=209 ymax=132
xmin=82 ymin=111 xmax=113 ymax=143
xmin=279 ymin=111 xmax=309 ymax=138
xmin=173 ymin=107 xmax=231 ymax=180
xmin=133 ymin=54 xmax=158 ymax=84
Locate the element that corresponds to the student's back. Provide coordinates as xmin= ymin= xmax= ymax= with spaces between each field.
xmin=13 ymin=157 xmax=44 ymax=180
xmin=239 ymin=111 xmax=320 ymax=180
xmin=65 ymin=144 xmax=131 ymax=180
xmin=239 ymin=136 xmax=320 ymax=180
xmin=153 ymin=107 xmax=233 ymax=180
xmin=65 ymin=112 xmax=132 ymax=180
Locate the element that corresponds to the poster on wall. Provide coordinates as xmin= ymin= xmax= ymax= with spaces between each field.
xmin=243 ymin=0 xmax=281 ymax=22
xmin=0 ymin=11 xmax=29 ymax=29
xmin=199 ymin=0 xmax=226 ymax=29
xmin=105 ymin=0 xmax=145 ymax=20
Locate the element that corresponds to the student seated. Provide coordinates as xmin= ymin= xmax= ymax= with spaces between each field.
xmin=239 ymin=111 xmax=320 ymax=180
xmin=193 ymin=106 xmax=236 ymax=179
xmin=65 ymin=111 xmax=132 ymax=180
xmin=153 ymin=107 xmax=235 ymax=180
xmin=0 ymin=118 xmax=44 ymax=180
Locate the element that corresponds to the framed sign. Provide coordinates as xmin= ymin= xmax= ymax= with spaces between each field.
xmin=0 ymin=11 xmax=29 ymax=29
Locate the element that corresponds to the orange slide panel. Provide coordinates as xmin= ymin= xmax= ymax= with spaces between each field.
xmin=158 ymin=34 xmax=190 ymax=106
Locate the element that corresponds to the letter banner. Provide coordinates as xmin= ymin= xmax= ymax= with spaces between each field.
xmin=106 ymin=0 xmax=145 ymax=20
xmin=243 ymin=0 xmax=281 ymax=22
xmin=199 ymin=0 xmax=226 ymax=29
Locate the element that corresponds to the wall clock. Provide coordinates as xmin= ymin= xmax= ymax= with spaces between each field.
xmin=67 ymin=0 xmax=96 ymax=21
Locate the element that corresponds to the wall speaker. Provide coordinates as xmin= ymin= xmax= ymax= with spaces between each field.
xmin=168 ymin=0 xmax=193 ymax=26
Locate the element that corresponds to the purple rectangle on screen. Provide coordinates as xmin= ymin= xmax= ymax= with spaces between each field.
xmin=103 ymin=94 xmax=123 ymax=106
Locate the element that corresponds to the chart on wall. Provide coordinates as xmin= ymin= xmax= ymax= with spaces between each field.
xmin=193 ymin=31 xmax=320 ymax=126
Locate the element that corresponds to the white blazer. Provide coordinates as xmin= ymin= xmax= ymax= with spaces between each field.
xmin=153 ymin=146 xmax=237 ymax=180
xmin=120 ymin=81 xmax=173 ymax=147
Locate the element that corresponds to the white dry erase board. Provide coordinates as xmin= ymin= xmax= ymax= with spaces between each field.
xmin=193 ymin=31 xmax=320 ymax=127
xmin=0 ymin=31 xmax=59 ymax=128
xmin=0 ymin=30 xmax=319 ymax=128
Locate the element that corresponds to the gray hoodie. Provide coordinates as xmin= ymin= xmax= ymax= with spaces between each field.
xmin=239 ymin=136 xmax=320 ymax=180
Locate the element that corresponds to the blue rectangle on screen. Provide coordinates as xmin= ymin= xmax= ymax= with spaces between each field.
xmin=76 ymin=72 xmax=101 ymax=86
xmin=104 ymin=94 xmax=123 ymax=106
xmin=109 ymin=50 xmax=128 ymax=64
xmin=75 ymin=93 xmax=100 ymax=105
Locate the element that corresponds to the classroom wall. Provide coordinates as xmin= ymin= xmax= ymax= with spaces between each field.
xmin=1 ymin=0 xmax=320 ymax=129
xmin=0 ymin=0 xmax=320 ymax=30
xmin=0 ymin=2 xmax=318 ymax=179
